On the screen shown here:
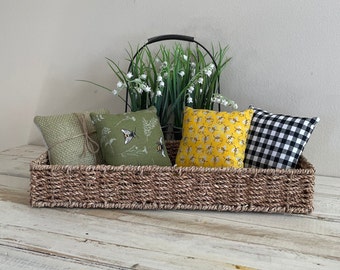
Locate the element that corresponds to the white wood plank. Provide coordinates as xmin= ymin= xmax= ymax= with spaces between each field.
xmin=0 ymin=145 xmax=45 ymax=159
xmin=0 ymin=245 xmax=123 ymax=270
xmin=1 ymin=211 xmax=254 ymax=270
xmin=312 ymin=176 xmax=340 ymax=219
xmin=316 ymin=175 xmax=340 ymax=188
xmin=1 ymin=201 xmax=340 ymax=270
xmin=0 ymin=146 xmax=43 ymax=179
xmin=0 ymin=158 xmax=31 ymax=179
xmin=0 ymin=175 xmax=30 ymax=206
xmin=0 ymin=145 xmax=44 ymax=178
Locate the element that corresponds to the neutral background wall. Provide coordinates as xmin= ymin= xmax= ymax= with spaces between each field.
xmin=1 ymin=0 xmax=339 ymax=177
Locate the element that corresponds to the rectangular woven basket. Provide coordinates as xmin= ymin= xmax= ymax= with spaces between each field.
xmin=30 ymin=141 xmax=315 ymax=214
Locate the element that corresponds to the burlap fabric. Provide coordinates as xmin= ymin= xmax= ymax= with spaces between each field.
xmin=34 ymin=109 xmax=108 ymax=165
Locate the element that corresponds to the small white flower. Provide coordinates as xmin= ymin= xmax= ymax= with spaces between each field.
xmin=140 ymin=74 xmax=147 ymax=80
xmin=183 ymin=55 xmax=188 ymax=61
xmin=156 ymin=90 xmax=162 ymax=96
xmin=112 ymin=89 xmax=118 ymax=95
xmin=127 ymin=72 xmax=133 ymax=79
xmin=159 ymin=81 xmax=165 ymax=87
xmin=205 ymin=69 xmax=212 ymax=77
xmin=162 ymin=61 xmax=167 ymax=67
xmin=117 ymin=81 xmax=123 ymax=88
xmin=188 ymin=86 xmax=194 ymax=93
xmin=157 ymin=75 xmax=163 ymax=82
xmin=179 ymin=71 xmax=185 ymax=77
xmin=187 ymin=96 xmax=193 ymax=104
xmin=199 ymin=88 xmax=203 ymax=93
xmin=209 ymin=63 xmax=215 ymax=70
xmin=144 ymin=86 xmax=151 ymax=92
xmin=233 ymin=103 xmax=238 ymax=110
xmin=198 ymin=77 xmax=204 ymax=84
xmin=191 ymin=62 xmax=196 ymax=68
xmin=222 ymin=100 xmax=229 ymax=106
xmin=137 ymin=88 xmax=143 ymax=94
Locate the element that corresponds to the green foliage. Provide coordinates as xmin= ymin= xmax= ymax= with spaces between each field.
xmin=80 ymin=42 xmax=236 ymax=129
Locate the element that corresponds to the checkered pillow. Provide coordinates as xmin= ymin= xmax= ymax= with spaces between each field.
xmin=244 ymin=107 xmax=319 ymax=169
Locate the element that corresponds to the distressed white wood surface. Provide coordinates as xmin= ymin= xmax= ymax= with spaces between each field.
xmin=0 ymin=145 xmax=43 ymax=178
xmin=0 ymin=146 xmax=339 ymax=270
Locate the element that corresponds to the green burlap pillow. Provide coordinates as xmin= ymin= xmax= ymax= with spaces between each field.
xmin=34 ymin=109 xmax=108 ymax=165
xmin=90 ymin=107 xmax=172 ymax=166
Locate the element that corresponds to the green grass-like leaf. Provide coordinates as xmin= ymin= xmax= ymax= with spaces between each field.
xmin=79 ymin=40 xmax=234 ymax=131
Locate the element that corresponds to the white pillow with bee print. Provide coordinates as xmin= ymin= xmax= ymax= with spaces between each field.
xmin=90 ymin=107 xmax=172 ymax=166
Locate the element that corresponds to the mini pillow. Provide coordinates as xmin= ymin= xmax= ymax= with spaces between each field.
xmin=244 ymin=106 xmax=320 ymax=169
xmin=90 ymin=107 xmax=172 ymax=166
xmin=34 ymin=109 xmax=108 ymax=165
xmin=175 ymin=107 xmax=254 ymax=168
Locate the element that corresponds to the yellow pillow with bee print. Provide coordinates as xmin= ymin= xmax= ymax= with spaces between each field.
xmin=175 ymin=107 xmax=254 ymax=168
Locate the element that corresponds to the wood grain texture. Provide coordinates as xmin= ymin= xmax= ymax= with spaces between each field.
xmin=0 ymin=145 xmax=44 ymax=178
xmin=1 ymin=145 xmax=340 ymax=270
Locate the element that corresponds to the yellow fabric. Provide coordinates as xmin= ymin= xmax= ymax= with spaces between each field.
xmin=176 ymin=107 xmax=254 ymax=168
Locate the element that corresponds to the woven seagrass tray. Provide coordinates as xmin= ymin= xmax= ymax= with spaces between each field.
xmin=30 ymin=141 xmax=315 ymax=214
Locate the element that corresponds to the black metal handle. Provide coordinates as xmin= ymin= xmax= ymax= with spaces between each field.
xmin=147 ymin=34 xmax=194 ymax=44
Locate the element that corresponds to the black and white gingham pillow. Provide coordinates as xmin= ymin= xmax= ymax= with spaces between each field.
xmin=244 ymin=107 xmax=319 ymax=169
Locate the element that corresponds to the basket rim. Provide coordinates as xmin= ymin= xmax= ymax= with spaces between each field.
xmin=30 ymin=151 xmax=315 ymax=175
